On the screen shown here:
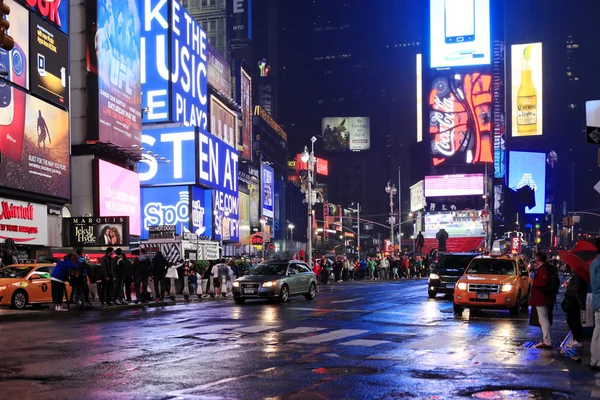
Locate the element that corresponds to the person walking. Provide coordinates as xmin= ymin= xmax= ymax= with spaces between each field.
xmin=392 ymin=257 xmax=400 ymax=280
xmin=99 ymin=247 xmax=114 ymax=306
xmin=133 ymin=249 xmax=151 ymax=303
xmin=562 ymin=272 xmax=588 ymax=348
xmin=112 ymin=248 xmax=127 ymax=305
xmin=590 ymin=240 xmax=600 ymax=370
xmin=50 ymin=254 xmax=80 ymax=311
xmin=529 ymin=251 xmax=558 ymax=349
xmin=380 ymin=256 xmax=390 ymax=280
xmin=152 ymin=251 xmax=169 ymax=301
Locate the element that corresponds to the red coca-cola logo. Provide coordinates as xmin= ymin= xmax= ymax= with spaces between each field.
xmin=24 ymin=0 xmax=62 ymax=28
xmin=0 ymin=201 xmax=34 ymax=221
xmin=432 ymin=96 xmax=458 ymax=157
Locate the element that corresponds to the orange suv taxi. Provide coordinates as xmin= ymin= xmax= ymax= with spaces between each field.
xmin=453 ymin=253 xmax=530 ymax=316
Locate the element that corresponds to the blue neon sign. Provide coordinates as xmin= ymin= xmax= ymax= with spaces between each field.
xmin=508 ymin=151 xmax=546 ymax=215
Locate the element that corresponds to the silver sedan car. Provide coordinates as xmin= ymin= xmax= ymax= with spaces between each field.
xmin=232 ymin=261 xmax=317 ymax=304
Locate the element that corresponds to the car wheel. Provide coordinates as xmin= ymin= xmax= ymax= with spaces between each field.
xmin=305 ymin=283 xmax=317 ymax=301
xmin=234 ymin=297 xmax=246 ymax=305
xmin=453 ymin=303 xmax=464 ymax=315
xmin=509 ymin=292 xmax=521 ymax=316
xmin=279 ymin=284 xmax=289 ymax=303
xmin=11 ymin=290 xmax=28 ymax=310
xmin=428 ymin=290 xmax=437 ymax=298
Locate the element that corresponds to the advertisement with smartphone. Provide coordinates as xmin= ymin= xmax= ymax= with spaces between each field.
xmin=429 ymin=0 xmax=491 ymax=68
xmin=0 ymin=88 xmax=70 ymax=199
xmin=0 ymin=0 xmax=29 ymax=90
xmin=30 ymin=14 xmax=69 ymax=108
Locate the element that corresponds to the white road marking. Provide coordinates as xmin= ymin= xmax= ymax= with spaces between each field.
xmin=381 ymin=332 xmax=418 ymax=337
xmin=234 ymin=325 xmax=280 ymax=333
xmin=341 ymin=339 xmax=390 ymax=347
xmin=286 ymin=307 xmax=367 ymax=313
xmin=192 ymin=324 xmax=241 ymax=333
xmin=280 ymin=327 xmax=328 ymax=334
xmin=289 ymin=329 xmax=368 ymax=344
xmin=331 ymin=298 xmax=364 ymax=304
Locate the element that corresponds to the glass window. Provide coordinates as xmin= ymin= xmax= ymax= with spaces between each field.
xmin=436 ymin=255 xmax=476 ymax=270
xmin=467 ymin=260 xmax=516 ymax=276
xmin=250 ymin=264 xmax=288 ymax=276
xmin=296 ymin=264 xmax=311 ymax=273
xmin=288 ymin=265 xmax=299 ymax=275
xmin=0 ymin=267 xmax=33 ymax=278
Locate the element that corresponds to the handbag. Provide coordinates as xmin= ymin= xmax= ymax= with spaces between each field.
xmin=561 ymin=297 xmax=573 ymax=313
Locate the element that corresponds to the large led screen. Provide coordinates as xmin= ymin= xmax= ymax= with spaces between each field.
xmin=0 ymin=0 xmax=29 ymax=90
xmin=429 ymin=72 xmax=493 ymax=166
xmin=30 ymin=14 xmax=69 ymax=107
xmin=511 ymin=43 xmax=543 ymax=137
xmin=239 ymin=66 xmax=252 ymax=160
xmin=424 ymin=174 xmax=484 ymax=197
xmin=191 ymin=186 xmax=212 ymax=239
xmin=416 ymin=53 xmax=423 ymax=143
xmin=261 ymin=163 xmax=274 ymax=218
xmin=322 ymin=117 xmax=370 ymax=152
xmin=141 ymin=186 xmax=190 ymax=240
xmin=508 ymin=151 xmax=546 ymax=214
xmin=18 ymin=0 xmax=69 ymax=34
xmin=141 ymin=0 xmax=208 ymax=128
xmin=210 ymin=95 xmax=237 ymax=149
xmin=138 ymin=126 xmax=196 ymax=186
xmin=0 ymin=90 xmax=70 ymax=199
xmin=423 ymin=211 xmax=485 ymax=238
xmin=87 ymin=0 xmax=142 ymax=148
xmin=430 ymin=0 xmax=491 ymax=68
xmin=98 ymin=160 xmax=141 ymax=236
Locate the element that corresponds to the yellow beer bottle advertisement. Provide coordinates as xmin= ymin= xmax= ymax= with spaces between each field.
xmin=511 ymin=43 xmax=543 ymax=137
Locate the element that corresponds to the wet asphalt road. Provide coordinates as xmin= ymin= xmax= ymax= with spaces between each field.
xmin=0 ymin=279 xmax=597 ymax=400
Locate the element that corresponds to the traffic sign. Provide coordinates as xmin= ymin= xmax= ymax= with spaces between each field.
xmin=594 ymin=180 xmax=600 ymax=195
xmin=587 ymin=127 xmax=600 ymax=144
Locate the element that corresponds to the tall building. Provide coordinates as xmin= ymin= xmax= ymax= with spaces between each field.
xmin=181 ymin=0 xmax=230 ymax=60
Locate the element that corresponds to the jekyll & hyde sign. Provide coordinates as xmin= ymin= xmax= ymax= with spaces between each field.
xmin=69 ymin=216 xmax=130 ymax=247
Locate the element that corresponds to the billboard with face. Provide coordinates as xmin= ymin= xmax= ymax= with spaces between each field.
xmin=429 ymin=0 xmax=491 ymax=68
xmin=141 ymin=0 xmax=208 ymax=128
xmin=429 ymin=72 xmax=493 ymax=166
xmin=87 ymin=0 xmax=142 ymax=148
xmin=0 ymin=90 xmax=70 ymax=199
xmin=322 ymin=117 xmax=370 ymax=152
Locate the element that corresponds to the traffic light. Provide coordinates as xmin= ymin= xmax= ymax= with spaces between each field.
xmin=0 ymin=1 xmax=13 ymax=52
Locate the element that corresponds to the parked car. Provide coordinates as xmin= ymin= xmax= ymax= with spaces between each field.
xmin=232 ymin=260 xmax=317 ymax=304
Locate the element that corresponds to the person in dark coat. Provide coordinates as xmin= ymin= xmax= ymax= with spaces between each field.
xmin=415 ymin=231 xmax=425 ymax=253
xmin=562 ymin=272 xmax=588 ymax=348
xmin=50 ymin=254 xmax=80 ymax=311
xmin=436 ymin=229 xmax=448 ymax=253
xmin=153 ymin=251 xmax=169 ymax=301
xmin=98 ymin=247 xmax=114 ymax=306
xmin=112 ymin=248 xmax=127 ymax=304
xmin=133 ymin=249 xmax=151 ymax=303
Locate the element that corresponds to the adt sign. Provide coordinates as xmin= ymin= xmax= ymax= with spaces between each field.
xmin=138 ymin=126 xmax=196 ymax=186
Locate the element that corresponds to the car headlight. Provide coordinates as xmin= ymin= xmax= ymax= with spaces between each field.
xmin=457 ymin=282 xmax=467 ymax=291
xmin=501 ymin=284 xmax=513 ymax=292
xmin=429 ymin=273 xmax=440 ymax=280
xmin=232 ymin=282 xmax=240 ymax=288
xmin=0 ymin=285 xmax=6 ymax=291
xmin=262 ymin=281 xmax=277 ymax=288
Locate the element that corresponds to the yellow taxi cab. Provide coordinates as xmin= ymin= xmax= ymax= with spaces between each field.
xmin=453 ymin=240 xmax=531 ymax=316
xmin=0 ymin=264 xmax=71 ymax=310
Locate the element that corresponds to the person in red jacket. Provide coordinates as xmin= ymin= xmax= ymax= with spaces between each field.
xmin=530 ymin=251 xmax=555 ymax=349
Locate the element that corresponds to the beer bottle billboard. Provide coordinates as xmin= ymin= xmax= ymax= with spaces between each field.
xmin=512 ymin=43 xmax=543 ymax=137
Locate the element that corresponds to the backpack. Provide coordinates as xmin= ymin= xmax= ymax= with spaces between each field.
xmin=541 ymin=263 xmax=560 ymax=297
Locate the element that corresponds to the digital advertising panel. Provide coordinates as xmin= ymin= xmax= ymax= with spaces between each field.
xmin=295 ymin=154 xmax=329 ymax=176
xmin=141 ymin=0 xmax=209 ymax=128
xmin=508 ymin=151 xmax=546 ymax=214
xmin=138 ymin=126 xmax=196 ymax=186
xmin=228 ymin=0 xmax=252 ymax=47
xmin=210 ymin=95 xmax=237 ymax=149
xmin=249 ymin=181 xmax=260 ymax=229
xmin=322 ymin=117 xmax=370 ymax=152
xmin=239 ymin=65 xmax=252 ymax=160
xmin=416 ymin=53 xmax=423 ymax=143
xmin=238 ymin=192 xmax=250 ymax=245
xmin=429 ymin=0 xmax=491 ymax=69
xmin=18 ymin=0 xmax=69 ymax=34
xmin=511 ymin=43 xmax=543 ymax=137
xmin=410 ymin=180 xmax=426 ymax=212
xmin=87 ymin=0 xmax=142 ymax=148
xmin=261 ymin=163 xmax=274 ymax=218
xmin=423 ymin=210 xmax=485 ymax=239
xmin=141 ymin=186 xmax=192 ymax=240
xmin=0 ymin=90 xmax=70 ymax=199
xmin=429 ymin=72 xmax=493 ymax=166
xmin=0 ymin=197 xmax=48 ymax=245
xmin=191 ymin=186 xmax=212 ymax=239
xmin=207 ymin=42 xmax=231 ymax=95
xmin=30 ymin=14 xmax=69 ymax=107
xmin=97 ymin=160 xmax=141 ymax=236
xmin=70 ymin=216 xmax=130 ymax=247
xmin=0 ymin=0 xmax=29 ymax=90
xmin=424 ymin=174 xmax=484 ymax=197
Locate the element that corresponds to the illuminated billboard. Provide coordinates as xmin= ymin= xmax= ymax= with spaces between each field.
xmin=0 ymin=0 xmax=29 ymax=90
xmin=322 ymin=117 xmax=370 ymax=152
xmin=423 ymin=211 xmax=485 ymax=238
xmin=429 ymin=72 xmax=493 ymax=166
xmin=416 ymin=53 xmax=423 ymax=142
xmin=141 ymin=0 xmax=208 ymax=128
xmin=18 ymin=0 xmax=69 ymax=34
xmin=0 ymin=89 xmax=70 ymax=199
xmin=261 ymin=163 xmax=274 ymax=219
xmin=30 ymin=14 xmax=69 ymax=107
xmin=239 ymin=65 xmax=252 ymax=160
xmin=210 ymin=95 xmax=237 ymax=149
xmin=207 ymin=42 xmax=231 ymax=96
xmin=410 ymin=180 xmax=425 ymax=212
xmin=429 ymin=0 xmax=491 ymax=68
xmin=508 ymin=151 xmax=546 ymax=214
xmin=511 ymin=43 xmax=543 ymax=137
xmin=97 ymin=160 xmax=141 ymax=236
xmin=86 ymin=0 xmax=142 ymax=148
xmin=295 ymin=154 xmax=329 ymax=176
xmin=424 ymin=174 xmax=484 ymax=197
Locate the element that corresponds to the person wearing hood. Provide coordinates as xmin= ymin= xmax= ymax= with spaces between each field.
xmin=50 ymin=253 xmax=80 ymax=311
xmin=133 ymin=249 xmax=151 ymax=303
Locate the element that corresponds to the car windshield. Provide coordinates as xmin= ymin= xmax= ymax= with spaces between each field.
xmin=0 ymin=267 xmax=33 ymax=279
xmin=467 ymin=259 xmax=516 ymax=275
xmin=250 ymin=264 xmax=288 ymax=276
xmin=437 ymin=255 xmax=475 ymax=270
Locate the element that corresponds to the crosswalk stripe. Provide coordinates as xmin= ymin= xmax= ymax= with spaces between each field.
xmin=289 ymin=329 xmax=368 ymax=344
xmin=341 ymin=339 xmax=390 ymax=347
xmin=192 ymin=324 xmax=241 ymax=333
xmin=280 ymin=327 xmax=327 ymax=334
xmin=331 ymin=298 xmax=364 ymax=304
xmin=234 ymin=325 xmax=280 ymax=333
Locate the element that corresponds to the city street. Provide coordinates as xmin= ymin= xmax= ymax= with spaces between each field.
xmin=0 ymin=279 xmax=597 ymax=399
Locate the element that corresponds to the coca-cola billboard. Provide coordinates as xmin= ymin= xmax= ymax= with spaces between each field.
xmin=429 ymin=72 xmax=494 ymax=166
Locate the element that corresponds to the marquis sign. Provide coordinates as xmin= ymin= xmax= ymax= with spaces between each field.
xmin=69 ymin=216 xmax=130 ymax=247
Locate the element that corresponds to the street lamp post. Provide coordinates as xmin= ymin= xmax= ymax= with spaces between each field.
xmin=385 ymin=181 xmax=397 ymax=255
xmin=301 ymin=136 xmax=318 ymax=268
xmin=288 ymin=223 xmax=295 ymax=241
